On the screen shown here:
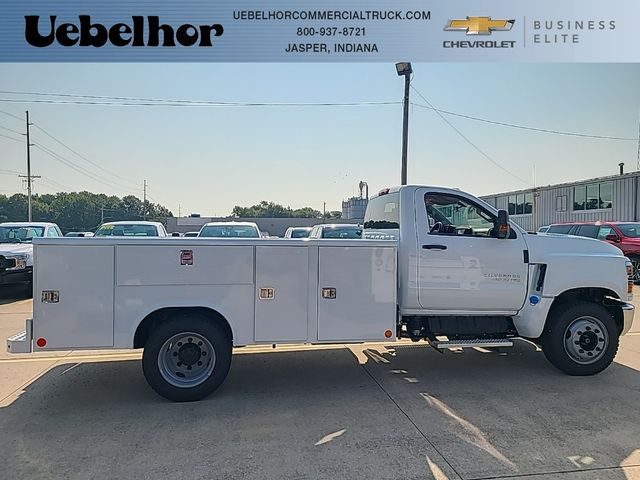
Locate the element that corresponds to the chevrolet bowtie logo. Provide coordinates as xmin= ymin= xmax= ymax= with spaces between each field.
xmin=445 ymin=17 xmax=515 ymax=35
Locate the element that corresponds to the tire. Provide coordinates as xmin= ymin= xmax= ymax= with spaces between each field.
xmin=142 ymin=313 xmax=232 ymax=402
xmin=629 ymin=256 xmax=640 ymax=285
xmin=24 ymin=281 xmax=33 ymax=298
xmin=541 ymin=302 xmax=619 ymax=376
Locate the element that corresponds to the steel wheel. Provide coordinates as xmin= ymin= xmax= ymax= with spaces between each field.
xmin=563 ymin=316 xmax=609 ymax=365
xmin=157 ymin=332 xmax=216 ymax=388
xmin=631 ymin=258 xmax=640 ymax=284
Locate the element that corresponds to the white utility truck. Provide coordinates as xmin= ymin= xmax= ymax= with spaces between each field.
xmin=7 ymin=185 xmax=635 ymax=402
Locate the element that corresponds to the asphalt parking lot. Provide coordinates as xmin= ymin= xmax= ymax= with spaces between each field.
xmin=1 ymin=288 xmax=639 ymax=480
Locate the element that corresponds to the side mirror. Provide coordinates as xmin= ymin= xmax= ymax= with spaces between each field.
xmin=496 ymin=210 xmax=510 ymax=239
xmin=604 ymin=233 xmax=620 ymax=243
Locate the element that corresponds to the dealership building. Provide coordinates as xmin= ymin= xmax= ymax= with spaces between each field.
xmin=480 ymin=170 xmax=640 ymax=231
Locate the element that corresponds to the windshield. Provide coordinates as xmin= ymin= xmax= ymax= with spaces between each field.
xmin=291 ymin=229 xmax=311 ymax=238
xmin=0 ymin=226 xmax=45 ymax=243
xmin=95 ymin=224 xmax=159 ymax=236
xmin=619 ymin=223 xmax=640 ymax=238
xmin=322 ymin=227 xmax=362 ymax=239
xmin=199 ymin=225 xmax=259 ymax=238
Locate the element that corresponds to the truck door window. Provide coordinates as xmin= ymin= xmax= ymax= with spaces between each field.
xmin=425 ymin=193 xmax=498 ymax=237
xmin=576 ymin=225 xmax=598 ymax=238
xmin=597 ymin=226 xmax=613 ymax=240
xmin=548 ymin=224 xmax=573 ymax=234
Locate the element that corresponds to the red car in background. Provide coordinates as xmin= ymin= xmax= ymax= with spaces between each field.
xmin=547 ymin=222 xmax=640 ymax=282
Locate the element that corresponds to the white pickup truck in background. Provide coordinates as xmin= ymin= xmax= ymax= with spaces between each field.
xmin=0 ymin=222 xmax=63 ymax=294
xmin=7 ymin=185 xmax=635 ymax=401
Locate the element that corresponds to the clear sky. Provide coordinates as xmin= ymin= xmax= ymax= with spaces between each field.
xmin=0 ymin=63 xmax=639 ymax=216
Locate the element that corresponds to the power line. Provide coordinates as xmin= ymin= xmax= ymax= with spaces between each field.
xmin=0 ymin=124 xmax=24 ymax=136
xmin=32 ymin=123 xmax=141 ymax=187
xmin=38 ymin=177 xmax=74 ymax=192
xmin=32 ymin=142 xmax=135 ymax=195
xmin=0 ymin=108 xmax=24 ymax=122
xmin=3 ymin=90 xmax=635 ymax=142
xmin=0 ymin=169 xmax=22 ymax=175
xmin=0 ymin=131 xmax=22 ymax=143
xmin=410 ymin=85 xmax=531 ymax=186
xmin=0 ymin=96 xmax=399 ymax=108
xmin=411 ymin=99 xmax=638 ymax=142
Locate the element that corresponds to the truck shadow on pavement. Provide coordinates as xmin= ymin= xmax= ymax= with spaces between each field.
xmin=0 ymin=285 xmax=30 ymax=304
xmin=1 ymin=341 xmax=639 ymax=480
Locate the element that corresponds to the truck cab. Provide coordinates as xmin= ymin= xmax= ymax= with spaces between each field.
xmin=364 ymin=185 xmax=634 ymax=375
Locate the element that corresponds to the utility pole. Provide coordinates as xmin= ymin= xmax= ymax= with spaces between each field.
xmin=23 ymin=111 xmax=39 ymax=221
xmin=143 ymin=179 xmax=147 ymax=220
xmin=395 ymin=63 xmax=412 ymax=185
xmin=323 ymin=202 xmax=326 ymax=220
xmin=401 ymin=74 xmax=410 ymax=185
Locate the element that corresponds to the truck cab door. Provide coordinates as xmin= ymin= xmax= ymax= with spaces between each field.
xmin=415 ymin=188 xmax=528 ymax=313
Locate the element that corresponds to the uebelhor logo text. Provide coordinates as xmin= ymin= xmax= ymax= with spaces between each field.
xmin=24 ymin=16 xmax=224 ymax=47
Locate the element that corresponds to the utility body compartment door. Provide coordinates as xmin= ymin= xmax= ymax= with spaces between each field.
xmin=317 ymin=245 xmax=396 ymax=342
xmin=33 ymin=244 xmax=114 ymax=349
xmin=255 ymin=246 xmax=309 ymax=342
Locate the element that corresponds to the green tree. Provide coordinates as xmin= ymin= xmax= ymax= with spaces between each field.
xmin=0 ymin=191 xmax=173 ymax=233
xmin=292 ymin=207 xmax=323 ymax=218
xmin=231 ymin=201 xmax=322 ymax=218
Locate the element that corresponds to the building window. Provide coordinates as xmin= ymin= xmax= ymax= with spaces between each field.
xmin=556 ymin=195 xmax=567 ymax=212
xmin=573 ymin=181 xmax=613 ymax=211
xmin=524 ymin=192 xmax=533 ymax=214
xmin=507 ymin=193 xmax=532 ymax=215
xmin=600 ymin=182 xmax=613 ymax=209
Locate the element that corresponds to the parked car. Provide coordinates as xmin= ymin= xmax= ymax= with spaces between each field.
xmin=547 ymin=221 xmax=640 ymax=282
xmin=94 ymin=221 xmax=168 ymax=237
xmin=309 ymin=224 xmax=362 ymax=239
xmin=198 ymin=222 xmax=261 ymax=238
xmin=0 ymin=222 xmax=63 ymax=293
xmin=537 ymin=225 xmax=550 ymax=234
xmin=284 ymin=227 xmax=313 ymax=239
xmin=64 ymin=231 xmax=94 ymax=237
xmin=183 ymin=232 xmax=199 ymax=238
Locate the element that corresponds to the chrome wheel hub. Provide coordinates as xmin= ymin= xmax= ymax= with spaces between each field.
xmin=563 ymin=316 xmax=608 ymax=365
xmin=158 ymin=332 xmax=216 ymax=388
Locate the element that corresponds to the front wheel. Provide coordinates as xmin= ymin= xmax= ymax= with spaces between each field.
xmin=541 ymin=302 xmax=619 ymax=376
xmin=142 ymin=314 xmax=232 ymax=402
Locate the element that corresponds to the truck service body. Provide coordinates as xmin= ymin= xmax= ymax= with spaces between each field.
xmin=7 ymin=186 xmax=635 ymax=401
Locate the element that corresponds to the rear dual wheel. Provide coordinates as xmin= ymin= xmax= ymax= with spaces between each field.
xmin=142 ymin=314 xmax=232 ymax=402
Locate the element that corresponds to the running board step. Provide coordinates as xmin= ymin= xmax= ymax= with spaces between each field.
xmin=433 ymin=338 xmax=513 ymax=349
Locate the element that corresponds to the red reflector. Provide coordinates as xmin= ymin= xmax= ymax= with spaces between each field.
xmin=36 ymin=337 xmax=47 ymax=348
xmin=384 ymin=329 xmax=393 ymax=338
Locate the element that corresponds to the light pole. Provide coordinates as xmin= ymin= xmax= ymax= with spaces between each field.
xmin=395 ymin=62 xmax=412 ymax=185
